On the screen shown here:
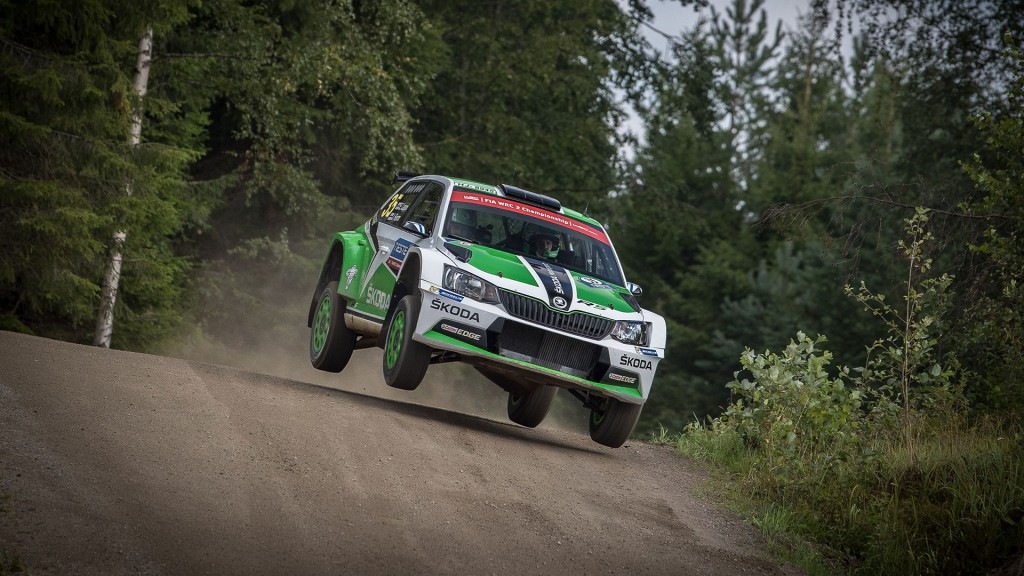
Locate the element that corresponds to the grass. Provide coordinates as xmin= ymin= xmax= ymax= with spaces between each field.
xmin=658 ymin=416 xmax=1024 ymax=575
xmin=0 ymin=550 xmax=25 ymax=575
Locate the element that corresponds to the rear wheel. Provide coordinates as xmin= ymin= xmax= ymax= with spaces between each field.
xmin=589 ymin=397 xmax=643 ymax=448
xmin=310 ymin=281 xmax=356 ymax=372
xmin=383 ymin=295 xmax=431 ymax=390
xmin=507 ymin=385 xmax=557 ymax=428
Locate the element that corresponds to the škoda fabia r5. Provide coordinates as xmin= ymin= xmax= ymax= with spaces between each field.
xmin=308 ymin=173 xmax=666 ymax=447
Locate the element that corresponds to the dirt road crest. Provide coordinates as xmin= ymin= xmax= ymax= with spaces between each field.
xmin=0 ymin=331 xmax=798 ymax=575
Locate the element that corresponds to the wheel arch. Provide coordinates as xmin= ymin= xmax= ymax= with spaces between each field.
xmin=384 ymin=250 xmax=422 ymax=327
xmin=308 ymin=240 xmax=346 ymax=327
xmin=308 ymin=231 xmax=370 ymax=327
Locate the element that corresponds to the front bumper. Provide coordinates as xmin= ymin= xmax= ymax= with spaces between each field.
xmin=411 ymin=281 xmax=660 ymax=404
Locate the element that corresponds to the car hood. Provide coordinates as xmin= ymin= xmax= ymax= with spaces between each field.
xmin=444 ymin=241 xmax=643 ymax=318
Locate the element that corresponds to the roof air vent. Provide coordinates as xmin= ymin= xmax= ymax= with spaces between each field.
xmin=498 ymin=183 xmax=561 ymax=211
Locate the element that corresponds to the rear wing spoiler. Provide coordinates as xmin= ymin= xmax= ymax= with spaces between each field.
xmin=393 ymin=170 xmax=422 ymax=183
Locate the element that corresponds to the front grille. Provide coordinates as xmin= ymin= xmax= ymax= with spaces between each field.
xmin=499 ymin=290 xmax=613 ymax=340
xmin=497 ymin=321 xmax=601 ymax=379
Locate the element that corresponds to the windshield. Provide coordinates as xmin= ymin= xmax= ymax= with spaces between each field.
xmin=443 ymin=191 xmax=625 ymax=286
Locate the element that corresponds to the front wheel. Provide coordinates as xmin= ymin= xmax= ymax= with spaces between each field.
xmin=507 ymin=385 xmax=557 ymax=428
xmin=310 ymin=281 xmax=356 ymax=372
xmin=382 ymin=295 xmax=431 ymax=390
xmin=589 ymin=397 xmax=643 ymax=448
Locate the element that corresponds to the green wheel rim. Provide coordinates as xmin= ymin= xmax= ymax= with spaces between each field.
xmin=312 ymin=295 xmax=332 ymax=355
xmin=591 ymin=399 xmax=609 ymax=426
xmin=385 ymin=310 xmax=405 ymax=369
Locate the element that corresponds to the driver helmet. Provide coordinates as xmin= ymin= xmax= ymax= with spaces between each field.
xmin=529 ymin=233 xmax=560 ymax=260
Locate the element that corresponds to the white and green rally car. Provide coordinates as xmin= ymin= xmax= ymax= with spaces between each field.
xmin=308 ymin=173 xmax=665 ymax=447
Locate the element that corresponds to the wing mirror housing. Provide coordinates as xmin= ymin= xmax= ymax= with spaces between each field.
xmin=403 ymin=221 xmax=428 ymax=237
xmin=627 ymin=282 xmax=643 ymax=296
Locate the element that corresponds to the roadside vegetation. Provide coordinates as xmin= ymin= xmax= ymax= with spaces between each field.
xmin=642 ymin=5 xmax=1024 ymax=573
xmin=659 ymin=113 xmax=1024 ymax=572
xmin=668 ymin=411 xmax=1024 ymax=575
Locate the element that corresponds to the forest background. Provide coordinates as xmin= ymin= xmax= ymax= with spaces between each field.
xmin=2 ymin=0 xmax=1022 ymax=442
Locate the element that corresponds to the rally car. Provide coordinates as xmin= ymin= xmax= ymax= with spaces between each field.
xmin=307 ymin=173 xmax=666 ymax=447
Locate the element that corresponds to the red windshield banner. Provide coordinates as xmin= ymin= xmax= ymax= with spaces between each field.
xmin=452 ymin=191 xmax=609 ymax=245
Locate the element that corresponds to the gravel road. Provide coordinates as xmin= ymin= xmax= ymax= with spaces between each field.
xmin=0 ymin=331 xmax=798 ymax=575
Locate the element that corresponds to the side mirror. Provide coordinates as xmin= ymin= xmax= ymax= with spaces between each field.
xmin=403 ymin=221 xmax=428 ymax=237
xmin=627 ymin=282 xmax=643 ymax=296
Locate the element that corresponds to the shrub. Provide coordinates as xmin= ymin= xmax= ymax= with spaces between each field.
xmin=722 ymin=333 xmax=866 ymax=477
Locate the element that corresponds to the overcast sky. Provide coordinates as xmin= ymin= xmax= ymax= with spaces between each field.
xmin=619 ymin=0 xmax=817 ymax=152
xmin=644 ymin=0 xmax=810 ymax=50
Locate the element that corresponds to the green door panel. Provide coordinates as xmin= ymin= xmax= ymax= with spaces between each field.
xmin=351 ymin=265 xmax=398 ymax=317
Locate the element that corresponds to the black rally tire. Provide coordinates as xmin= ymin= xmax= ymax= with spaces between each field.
xmin=382 ymin=294 xmax=431 ymax=390
xmin=507 ymin=385 xmax=557 ymax=428
xmin=589 ymin=397 xmax=643 ymax=448
xmin=310 ymin=281 xmax=357 ymax=373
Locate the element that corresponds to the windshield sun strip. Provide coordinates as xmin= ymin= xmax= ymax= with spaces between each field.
xmin=450 ymin=191 xmax=609 ymax=246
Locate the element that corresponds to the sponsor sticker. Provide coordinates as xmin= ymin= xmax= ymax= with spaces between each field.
xmin=604 ymin=367 xmax=641 ymax=387
xmin=577 ymin=299 xmax=610 ymax=311
xmin=438 ymin=288 xmax=464 ymax=302
xmin=636 ymin=347 xmax=659 ymax=357
xmin=453 ymin=181 xmax=494 ymax=193
xmin=386 ymin=238 xmax=412 ymax=273
xmin=430 ymin=298 xmax=481 ymax=323
xmin=429 ymin=286 xmax=465 ymax=302
xmin=578 ymin=276 xmax=613 ymax=289
xmin=366 ymin=286 xmax=391 ymax=310
xmin=439 ymin=322 xmax=482 ymax=341
xmin=619 ymin=354 xmax=653 ymax=371
xmin=344 ymin=265 xmax=358 ymax=290
xmin=608 ymin=372 xmax=637 ymax=385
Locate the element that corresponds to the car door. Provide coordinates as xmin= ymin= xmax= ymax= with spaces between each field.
xmin=352 ymin=180 xmax=444 ymax=319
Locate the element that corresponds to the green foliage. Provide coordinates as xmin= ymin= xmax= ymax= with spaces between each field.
xmin=0 ymin=0 xmax=446 ymax=349
xmin=0 ymin=548 xmax=26 ymax=575
xmin=708 ymin=0 xmax=784 ymax=184
xmin=954 ymin=35 xmax=1024 ymax=411
xmin=676 ymin=415 xmax=1024 ymax=576
xmin=672 ymin=202 xmax=1024 ymax=574
xmin=0 ymin=0 xmax=204 ymax=347
xmin=748 ymin=8 xmax=853 ymax=218
xmin=724 ymin=334 xmax=865 ymax=466
xmin=412 ymin=0 xmax=649 ymax=208
xmin=845 ymin=208 xmax=959 ymax=440
xmin=617 ymin=21 xmax=754 ymax=432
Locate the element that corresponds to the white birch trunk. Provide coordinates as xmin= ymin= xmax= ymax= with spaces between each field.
xmin=94 ymin=27 xmax=153 ymax=348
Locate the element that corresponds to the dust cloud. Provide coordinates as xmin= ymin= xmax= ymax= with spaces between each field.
xmin=166 ymin=275 xmax=588 ymax=435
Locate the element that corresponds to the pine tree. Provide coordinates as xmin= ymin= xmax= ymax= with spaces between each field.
xmin=411 ymin=0 xmax=651 ymax=208
xmin=0 ymin=0 xmax=201 ymax=348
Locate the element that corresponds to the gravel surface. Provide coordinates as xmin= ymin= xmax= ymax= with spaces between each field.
xmin=0 ymin=331 xmax=800 ymax=575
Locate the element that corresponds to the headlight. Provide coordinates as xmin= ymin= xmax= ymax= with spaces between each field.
xmin=443 ymin=265 xmax=499 ymax=303
xmin=610 ymin=321 xmax=650 ymax=346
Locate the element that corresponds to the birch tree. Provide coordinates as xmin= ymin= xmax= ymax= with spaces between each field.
xmin=94 ymin=28 xmax=152 ymax=348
